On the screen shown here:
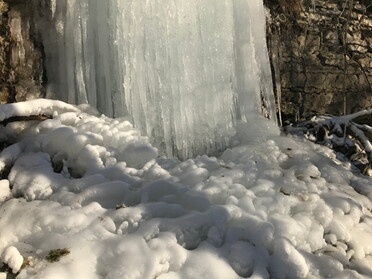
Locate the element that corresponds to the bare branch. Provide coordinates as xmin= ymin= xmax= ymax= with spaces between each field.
xmin=0 ymin=114 xmax=52 ymax=126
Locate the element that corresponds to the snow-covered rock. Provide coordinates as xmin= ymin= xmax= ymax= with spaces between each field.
xmin=0 ymin=180 xmax=11 ymax=202
xmin=1 ymin=246 xmax=23 ymax=274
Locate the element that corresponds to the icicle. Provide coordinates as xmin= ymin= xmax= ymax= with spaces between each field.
xmin=32 ymin=0 xmax=278 ymax=158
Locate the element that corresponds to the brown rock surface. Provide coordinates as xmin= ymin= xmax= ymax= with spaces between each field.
xmin=0 ymin=0 xmax=11 ymax=103
xmin=0 ymin=0 xmax=44 ymax=104
xmin=266 ymin=0 xmax=372 ymax=123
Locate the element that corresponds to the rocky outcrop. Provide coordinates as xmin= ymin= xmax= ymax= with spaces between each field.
xmin=0 ymin=0 xmax=44 ymax=104
xmin=266 ymin=0 xmax=372 ymax=123
xmin=0 ymin=1 xmax=11 ymax=103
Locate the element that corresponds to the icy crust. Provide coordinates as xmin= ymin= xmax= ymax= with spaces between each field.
xmin=0 ymin=101 xmax=372 ymax=278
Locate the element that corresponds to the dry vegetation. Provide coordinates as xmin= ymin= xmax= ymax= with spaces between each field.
xmin=286 ymin=109 xmax=372 ymax=175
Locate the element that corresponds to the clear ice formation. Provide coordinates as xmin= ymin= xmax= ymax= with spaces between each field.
xmin=33 ymin=0 xmax=277 ymax=158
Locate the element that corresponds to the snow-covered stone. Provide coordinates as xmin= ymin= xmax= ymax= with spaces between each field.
xmin=0 ymin=180 xmax=11 ymax=202
xmin=1 ymin=246 xmax=23 ymax=274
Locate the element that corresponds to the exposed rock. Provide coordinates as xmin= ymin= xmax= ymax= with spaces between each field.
xmin=266 ymin=0 xmax=372 ymax=123
xmin=0 ymin=0 xmax=45 ymax=104
xmin=0 ymin=0 xmax=11 ymax=103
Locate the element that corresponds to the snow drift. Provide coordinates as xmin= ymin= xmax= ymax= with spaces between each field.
xmin=0 ymin=100 xmax=371 ymax=278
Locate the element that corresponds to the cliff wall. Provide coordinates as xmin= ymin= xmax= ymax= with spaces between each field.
xmin=0 ymin=0 xmax=44 ymax=104
xmin=265 ymin=0 xmax=372 ymax=123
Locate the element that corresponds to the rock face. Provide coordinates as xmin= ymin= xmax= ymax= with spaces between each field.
xmin=265 ymin=0 xmax=372 ymax=123
xmin=0 ymin=1 xmax=11 ymax=103
xmin=0 ymin=0 xmax=44 ymax=104
xmin=0 ymin=0 xmax=371 ymax=123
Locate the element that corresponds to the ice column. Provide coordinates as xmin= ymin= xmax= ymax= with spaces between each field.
xmin=33 ymin=0 xmax=277 ymax=158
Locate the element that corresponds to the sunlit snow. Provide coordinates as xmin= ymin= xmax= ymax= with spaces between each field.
xmin=0 ymin=100 xmax=372 ymax=279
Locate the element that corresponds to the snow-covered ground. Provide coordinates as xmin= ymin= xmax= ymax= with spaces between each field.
xmin=0 ymin=100 xmax=372 ymax=279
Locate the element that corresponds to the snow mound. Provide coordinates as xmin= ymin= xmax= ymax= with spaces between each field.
xmin=0 ymin=100 xmax=371 ymax=279
xmin=1 ymin=246 xmax=23 ymax=274
xmin=0 ymin=180 xmax=11 ymax=202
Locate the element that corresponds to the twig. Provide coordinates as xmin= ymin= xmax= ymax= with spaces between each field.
xmin=0 ymin=114 xmax=52 ymax=126
xmin=287 ymin=109 xmax=372 ymax=175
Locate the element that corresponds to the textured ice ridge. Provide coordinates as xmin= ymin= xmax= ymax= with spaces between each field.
xmin=32 ymin=0 xmax=277 ymax=158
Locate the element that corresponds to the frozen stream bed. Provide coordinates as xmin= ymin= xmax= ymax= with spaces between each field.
xmin=0 ymin=100 xmax=372 ymax=279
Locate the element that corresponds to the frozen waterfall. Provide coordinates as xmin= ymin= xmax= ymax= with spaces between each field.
xmin=33 ymin=0 xmax=277 ymax=158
